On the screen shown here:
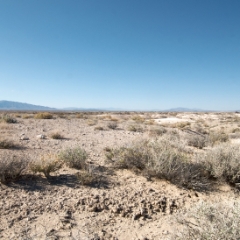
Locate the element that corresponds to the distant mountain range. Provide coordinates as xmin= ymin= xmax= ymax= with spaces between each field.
xmin=0 ymin=100 xmax=237 ymax=112
xmin=0 ymin=100 xmax=56 ymax=110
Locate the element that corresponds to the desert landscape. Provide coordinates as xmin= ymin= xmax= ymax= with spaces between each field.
xmin=1 ymin=111 xmax=240 ymax=239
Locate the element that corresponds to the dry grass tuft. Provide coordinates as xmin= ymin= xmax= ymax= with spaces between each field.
xmin=50 ymin=132 xmax=64 ymax=139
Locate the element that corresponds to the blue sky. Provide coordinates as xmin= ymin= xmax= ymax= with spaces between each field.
xmin=0 ymin=0 xmax=239 ymax=110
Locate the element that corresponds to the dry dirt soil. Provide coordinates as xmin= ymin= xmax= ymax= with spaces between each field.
xmin=0 ymin=111 xmax=240 ymax=240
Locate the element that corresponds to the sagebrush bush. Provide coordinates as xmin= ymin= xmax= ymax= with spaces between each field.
xmin=0 ymin=155 xmax=28 ymax=183
xmin=0 ymin=138 xmax=16 ymax=149
xmin=208 ymin=131 xmax=229 ymax=146
xmin=34 ymin=112 xmax=53 ymax=119
xmin=108 ymin=138 xmax=210 ymax=190
xmin=59 ymin=147 xmax=88 ymax=169
xmin=199 ymin=143 xmax=240 ymax=185
xmin=107 ymin=122 xmax=118 ymax=129
xmin=175 ymin=200 xmax=240 ymax=240
xmin=50 ymin=132 xmax=64 ymax=139
xmin=186 ymin=134 xmax=207 ymax=149
xmin=94 ymin=126 xmax=104 ymax=131
xmin=1 ymin=114 xmax=17 ymax=123
xmin=127 ymin=125 xmax=143 ymax=132
xmin=148 ymin=126 xmax=167 ymax=136
xmin=30 ymin=154 xmax=62 ymax=178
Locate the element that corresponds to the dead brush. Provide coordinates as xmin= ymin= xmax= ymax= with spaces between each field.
xmin=127 ymin=124 xmax=143 ymax=132
xmin=30 ymin=153 xmax=63 ymax=178
xmin=208 ymin=131 xmax=229 ymax=146
xmin=0 ymin=155 xmax=28 ymax=183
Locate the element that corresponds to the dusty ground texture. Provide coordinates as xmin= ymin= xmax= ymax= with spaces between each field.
xmin=0 ymin=111 xmax=240 ymax=239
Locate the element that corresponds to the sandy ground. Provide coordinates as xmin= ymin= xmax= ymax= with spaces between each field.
xmin=0 ymin=112 xmax=240 ymax=239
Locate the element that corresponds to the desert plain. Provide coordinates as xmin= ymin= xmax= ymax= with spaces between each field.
xmin=0 ymin=111 xmax=240 ymax=239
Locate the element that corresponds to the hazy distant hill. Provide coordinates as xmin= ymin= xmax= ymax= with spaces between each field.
xmin=0 ymin=100 xmax=56 ymax=110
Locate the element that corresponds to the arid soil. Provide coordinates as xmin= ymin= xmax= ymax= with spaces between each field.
xmin=0 ymin=111 xmax=240 ymax=239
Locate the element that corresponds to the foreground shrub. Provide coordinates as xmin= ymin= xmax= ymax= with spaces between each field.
xmin=1 ymin=114 xmax=17 ymax=123
xmin=30 ymin=154 xmax=62 ymax=178
xmin=108 ymin=139 xmax=210 ymax=190
xmin=34 ymin=112 xmax=53 ymax=119
xmin=199 ymin=143 xmax=240 ymax=185
xmin=59 ymin=147 xmax=88 ymax=169
xmin=0 ymin=139 xmax=16 ymax=149
xmin=175 ymin=200 xmax=240 ymax=239
xmin=0 ymin=155 xmax=28 ymax=183
xmin=148 ymin=126 xmax=167 ymax=136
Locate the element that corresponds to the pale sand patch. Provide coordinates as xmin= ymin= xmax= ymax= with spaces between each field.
xmin=154 ymin=117 xmax=194 ymax=124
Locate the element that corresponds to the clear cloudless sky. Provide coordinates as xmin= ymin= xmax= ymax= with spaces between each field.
xmin=0 ymin=0 xmax=239 ymax=110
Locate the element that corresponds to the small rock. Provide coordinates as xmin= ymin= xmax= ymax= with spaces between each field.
xmin=20 ymin=136 xmax=29 ymax=140
xmin=36 ymin=134 xmax=46 ymax=139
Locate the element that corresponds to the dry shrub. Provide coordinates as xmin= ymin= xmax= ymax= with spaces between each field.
xmin=1 ymin=114 xmax=17 ymax=123
xmin=94 ymin=126 xmax=104 ymax=131
xmin=175 ymin=200 xmax=240 ymax=240
xmin=132 ymin=115 xmax=145 ymax=123
xmin=0 ymin=155 xmax=28 ymax=183
xmin=127 ymin=125 xmax=143 ymax=132
xmin=76 ymin=166 xmax=101 ymax=186
xmin=148 ymin=126 xmax=167 ymax=136
xmin=50 ymin=132 xmax=64 ymax=139
xmin=0 ymin=138 xmax=17 ymax=149
xmin=22 ymin=114 xmax=33 ymax=119
xmin=107 ymin=121 xmax=118 ymax=129
xmin=108 ymin=138 xmax=210 ymax=190
xmin=172 ymin=122 xmax=191 ymax=129
xmin=59 ymin=147 xmax=88 ymax=169
xmin=87 ymin=119 xmax=97 ymax=126
xmin=30 ymin=154 xmax=62 ymax=178
xmin=199 ymin=143 xmax=240 ymax=185
xmin=208 ymin=131 xmax=229 ymax=146
xmin=186 ymin=134 xmax=207 ymax=149
xmin=34 ymin=112 xmax=53 ymax=119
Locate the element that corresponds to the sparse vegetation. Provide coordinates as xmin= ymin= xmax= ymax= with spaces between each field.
xmin=50 ymin=132 xmax=64 ymax=139
xmin=107 ymin=121 xmax=118 ymax=129
xmin=94 ymin=126 xmax=104 ymax=131
xmin=208 ymin=131 xmax=229 ymax=146
xmin=176 ymin=200 xmax=240 ymax=240
xmin=0 ymin=155 xmax=28 ymax=183
xmin=1 ymin=114 xmax=17 ymax=123
xmin=127 ymin=124 xmax=143 ymax=132
xmin=0 ymin=138 xmax=17 ymax=149
xmin=59 ymin=147 xmax=88 ymax=169
xmin=199 ymin=143 xmax=240 ymax=186
xmin=34 ymin=112 xmax=53 ymax=119
xmin=30 ymin=153 xmax=63 ymax=178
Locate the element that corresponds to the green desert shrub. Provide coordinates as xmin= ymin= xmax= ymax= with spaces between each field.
xmin=59 ymin=147 xmax=88 ymax=169
xmin=0 ymin=155 xmax=28 ymax=183
xmin=34 ymin=112 xmax=53 ymax=119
